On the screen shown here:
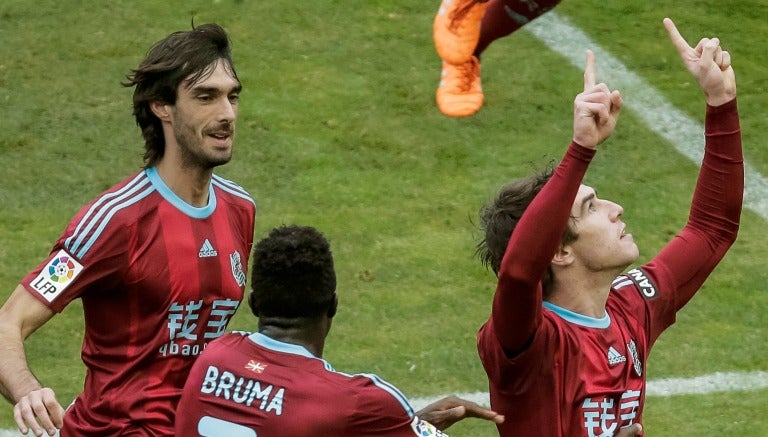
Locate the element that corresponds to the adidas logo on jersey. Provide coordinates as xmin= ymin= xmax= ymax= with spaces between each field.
xmin=198 ymin=239 xmax=218 ymax=258
xmin=607 ymin=346 xmax=627 ymax=365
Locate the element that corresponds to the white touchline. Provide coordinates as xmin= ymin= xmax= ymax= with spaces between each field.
xmin=407 ymin=370 xmax=768 ymax=411
xmin=524 ymin=12 xmax=768 ymax=221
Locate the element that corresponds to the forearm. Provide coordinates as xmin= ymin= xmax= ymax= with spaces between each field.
xmin=651 ymin=99 xmax=742 ymax=310
xmin=689 ymin=98 xmax=742 ymax=243
xmin=493 ymin=142 xmax=594 ymax=350
xmin=0 ymin=326 xmax=43 ymax=404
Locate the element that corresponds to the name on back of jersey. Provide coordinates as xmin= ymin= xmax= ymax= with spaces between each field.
xmin=200 ymin=364 xmax=285 ymax=416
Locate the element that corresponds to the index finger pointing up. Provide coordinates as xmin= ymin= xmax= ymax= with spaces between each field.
xmin=583 ymin=50 xmax=596 ymax=91
xmin=663 ymin=17 xmax=692 ymax=56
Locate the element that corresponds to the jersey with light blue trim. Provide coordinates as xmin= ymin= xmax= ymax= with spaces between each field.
xmin=176 ymin=332 xmax=426 ymax=436
xmin=20 ymin=168 xmax=256 ymax=436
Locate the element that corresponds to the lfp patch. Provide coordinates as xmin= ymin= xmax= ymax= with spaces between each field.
xmin=30 ymin=249 xmax=83 ymax=302
xmin=410 ymin=417 xmax=449 ymax=437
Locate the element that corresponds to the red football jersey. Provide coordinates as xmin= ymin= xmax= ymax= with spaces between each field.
xmin=176 ymin=332 xmax=448 ymax=437
xmin=478 ymin=101 xmax=742 ymax=436
xmin=22 ymin=167 xmax=255 ymax=436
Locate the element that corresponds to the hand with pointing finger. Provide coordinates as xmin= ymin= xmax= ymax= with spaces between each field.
xmin=572 ymin=49 xmax=623 ymax=150
xmin=663 ymin=17 xmax=736 ymax=106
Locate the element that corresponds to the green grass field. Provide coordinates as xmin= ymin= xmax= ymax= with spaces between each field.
xmin=1 ymin=0 xmax=766 ymax=435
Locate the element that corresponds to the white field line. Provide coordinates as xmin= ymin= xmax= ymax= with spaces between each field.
xmin=408 ymin=370 xmax=768 ymax=411
xmin=524 ymin=12 xmax=768 ymax=221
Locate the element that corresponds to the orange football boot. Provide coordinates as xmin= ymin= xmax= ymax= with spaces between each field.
xmin=436 ymin=56 xmax=483 ymax=117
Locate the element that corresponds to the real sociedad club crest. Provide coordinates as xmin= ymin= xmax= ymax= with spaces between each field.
xmin=627 ymin=339 xmax=643 ymax=377
xmin=230 ymin=251 xmax=246 ymax=287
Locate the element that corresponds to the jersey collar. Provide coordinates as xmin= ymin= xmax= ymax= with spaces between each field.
xmin=145 ymin=167 xmax=216 ymax=218
xmin=543 ymin=301 xmax=611 ymax=328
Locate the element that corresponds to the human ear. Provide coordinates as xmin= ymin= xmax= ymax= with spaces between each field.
xmin=150 ymin=101 xmax=172 ymax=121
xmin=551 ymin=244 xmax=574 ymax=267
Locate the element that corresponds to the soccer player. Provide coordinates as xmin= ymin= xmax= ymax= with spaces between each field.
xmin=474 ymin=19 xmax=741 ymax=436
xmin=0 ymin=24 xmax=256 ymax=436
xmin=434 ymin=0 xmax=563 ymax=117
xmin=176 ymin=225 xmax=505 ymax=436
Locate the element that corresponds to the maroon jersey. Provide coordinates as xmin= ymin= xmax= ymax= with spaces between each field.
xmin=478 ymin=100 xmax=742 ymax=436
xmin=176 ymin=332 xmax=448 ymax=437
xmin=21 ymin=167 xmax=255 ymax=436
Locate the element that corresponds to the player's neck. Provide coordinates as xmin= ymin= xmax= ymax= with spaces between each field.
xmin=154 ymin=158 xmax=213 ymax=207
xmin=548 ymin=269 xmax=617 ymax=318
xmin=259 ymin=318 xmax=329 ymax=358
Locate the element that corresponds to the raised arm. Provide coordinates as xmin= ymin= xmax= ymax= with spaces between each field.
xmin=491 ymin=52 xmax=622 ymax=353
xmin=647 ymin=19 xmax=742 ymax=312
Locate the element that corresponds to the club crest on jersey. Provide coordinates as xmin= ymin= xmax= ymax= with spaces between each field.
xmin=230 ymin=251 xmax=246 ymax=287
xmin=627 ymin=339 xmax=643 ymax=376
xmin=31 ymin=249 xmax=83 ymax=302
xmin=626 ymin=267 xmax=658 ymax=300
xmin=411 ymin=417 xmax=448 ymax=436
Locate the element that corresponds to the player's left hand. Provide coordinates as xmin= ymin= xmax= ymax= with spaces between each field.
xmin=663 ymin=17 xmax=736 ymax=106
xmin=415 ymin=395 xmax=504 ymax=430
xmin=615 ymin=423 xmax=643 ymax=436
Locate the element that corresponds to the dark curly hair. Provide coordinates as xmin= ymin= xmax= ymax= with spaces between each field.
xmin=123 ymin=23 xmax=239 ymax=168
xmin=475 ymin=164 xmax=578 ymax=296
xmin=248 ymin=225 xmax=337 ymax=319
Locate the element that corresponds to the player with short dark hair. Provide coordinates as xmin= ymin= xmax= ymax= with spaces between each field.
xmin=0 ymin=23 xmax=255 ymax=436
xmin=475 ymin=19 xmax=741 ymax=436
xmin=176 ymin=225 xmax=505 ymax=436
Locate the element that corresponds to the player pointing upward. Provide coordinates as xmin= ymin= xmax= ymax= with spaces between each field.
xmin=474 ymin=18 xmax=741 ymax=436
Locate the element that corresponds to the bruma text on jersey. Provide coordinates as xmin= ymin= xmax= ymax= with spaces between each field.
xmin=199 ymin=364 xmax=285 ymax=415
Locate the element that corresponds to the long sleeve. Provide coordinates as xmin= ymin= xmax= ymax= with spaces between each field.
xmin=643 ymin=98 xmax=742 ymax=340
xmin=491 ymin=142 xmax=595 ymax=353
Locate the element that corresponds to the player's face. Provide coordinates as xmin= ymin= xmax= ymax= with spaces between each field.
xmin=170 ymin=60 xmax=241 ymax=169
xmin=566 ymin=184 xmax=639 ymax=272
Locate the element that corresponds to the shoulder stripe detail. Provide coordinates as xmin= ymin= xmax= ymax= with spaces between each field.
xmin=359 ymin=373 xmax=415 ymax=417
xmin=612 ymin=277 xmax=634 ymax=289
xmin=212 ymin=175 xmax=255 ymax=205
xmin=65 ymin=174 xmax=155 ymax=259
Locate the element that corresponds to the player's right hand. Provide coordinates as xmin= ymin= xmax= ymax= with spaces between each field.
xmin=572 ymin=50 xmax=622 ymax=149
xmin=13 ymin=387 xmax=64 ymax=437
